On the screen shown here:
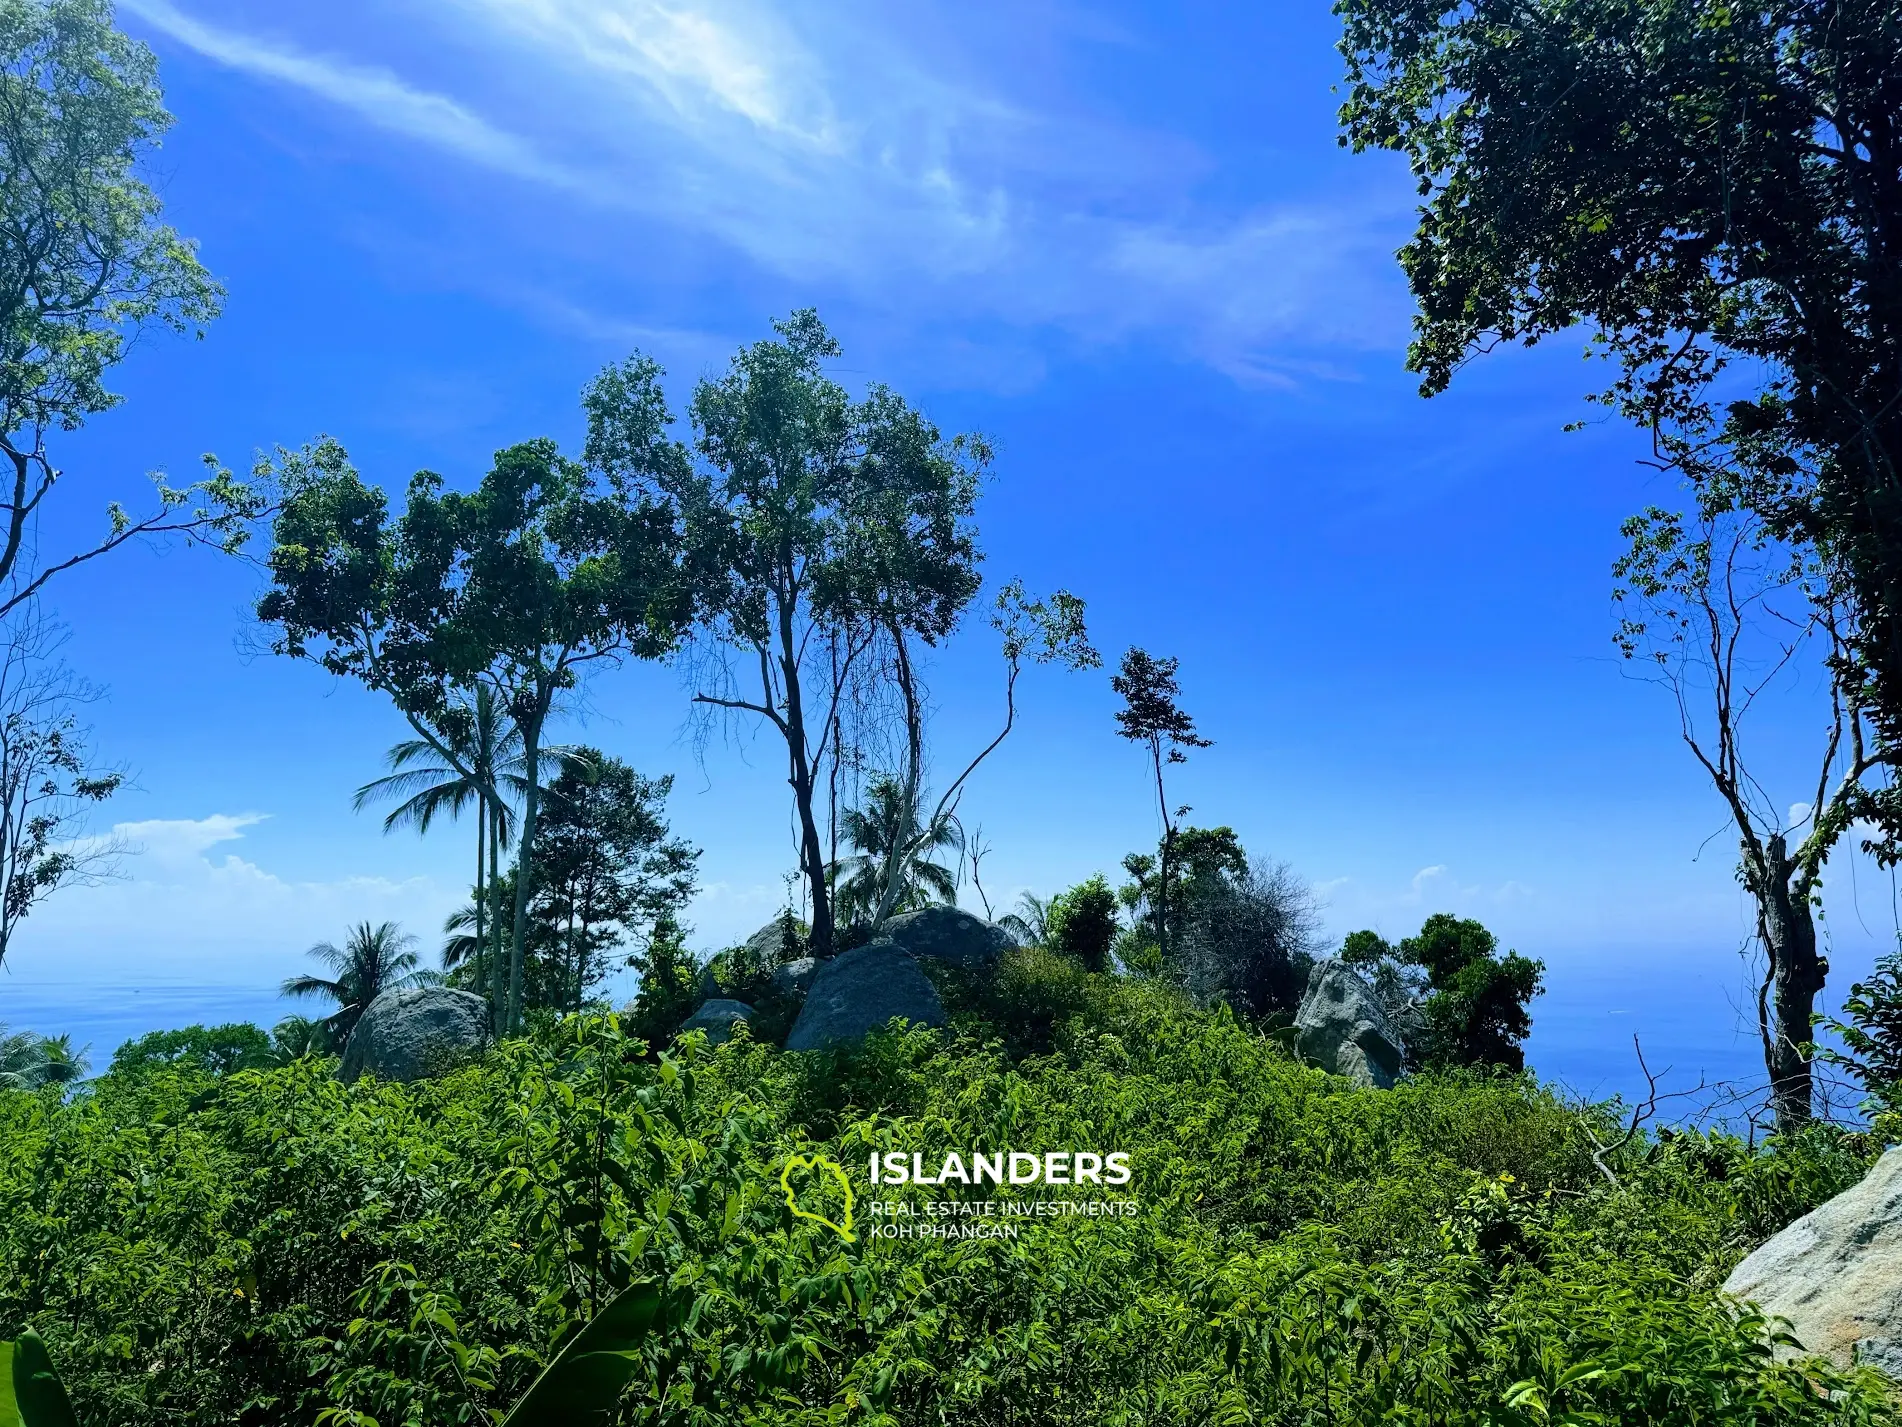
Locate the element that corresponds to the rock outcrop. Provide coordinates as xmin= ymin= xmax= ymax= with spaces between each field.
xmin=679 ymin=998 xmax=754 ymax=1046
xmin=882 ymin=906 xmax=1014 ymax=972
xmin=786 ymin=941 xmax=946 ymax=1051
xmin=339 ymin=987 xmax=489 ymax=1083
xmin=771 ymin=957 xmax=819 ymax=997
xmin=1293 ymin=959 xmax=1405 ymax=1089
xmin=1723 ymin=1146 xmax=1902 ymax=1377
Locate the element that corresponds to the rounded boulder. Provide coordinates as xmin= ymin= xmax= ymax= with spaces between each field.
xmin=786 ymin=941 xmax=947 ymax=1051
xmin=339 ymin=986 xmax=489 ymax=1083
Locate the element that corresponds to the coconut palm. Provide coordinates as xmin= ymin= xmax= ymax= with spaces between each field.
xmin=269 ymin=1014 xmax=330 ymax=1062
xmin=0 ymin=1025 xmax=82 ymax=1089
xmin=354 ymin=687 xmax=525 ymax=1016
xmin=999 ymin=891 xmax=1054 ymax=948
xmin=828 ymin=774 xmax=962 ymax=929
xmin=282 ymin=921 xmax=431 ymax=1043
xmin=33 ymin=1033 xmax=88 ymax=1085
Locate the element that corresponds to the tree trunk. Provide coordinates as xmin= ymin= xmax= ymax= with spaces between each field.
xmin=488 ymin=806 xmax=506 ymax=1033
xmin=1751 ymin=835 xmax=1827 ymax=1132
xmin=473 ymin=793 xmax=486 ymax=999
xmin=777 ymin=598 xmax=833 ymax=957
xmin=508 ymin=719 xmax=543 ymax=1034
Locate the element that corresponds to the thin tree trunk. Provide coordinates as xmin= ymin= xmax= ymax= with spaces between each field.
xmin=508 ymin=717 xmax=543 ymax=1034
xmin=777 ymin=595 xmax=833 ymax=956
xmin=474 ymin=792 xmax=486 ymax=997
xmin=1152 ymin=740 xmax=1173 ymax=966
xmin=488 ymin=806 xmax=506 ymax=1033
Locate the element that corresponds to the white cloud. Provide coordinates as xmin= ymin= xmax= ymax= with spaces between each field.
xmin=13 ymin=813 xmax=455 ymax=984
xmin=121 ymin=0 xmax=584 ymax=189
xmin=125 ymin=0 xmax=1411 ymax=376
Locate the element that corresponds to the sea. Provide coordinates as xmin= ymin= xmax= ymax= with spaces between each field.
xmin=0 ymin=950 xmax=1861 ymax=1129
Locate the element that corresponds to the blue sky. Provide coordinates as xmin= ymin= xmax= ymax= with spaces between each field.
xmin=7 ymin=0 xmax=1895 ymax=1098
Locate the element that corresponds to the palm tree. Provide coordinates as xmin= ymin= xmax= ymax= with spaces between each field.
xmin=282 ymin=921 xmax=431 ymax=1044
xmin=354 ymin=687 xmax=524 ymax=1021
xmin=999 ymin=891 xmax=1053 ymax=948
xmin=269 ymin=1014 xmax=330 ymax=1062
xmin=34 ymin=1033 xmax=88 ymax=1085
xmin=0 ymin=1025 xmax=84 ymax=1089
xmin=828 ymin=774 xmax=962 ymax=930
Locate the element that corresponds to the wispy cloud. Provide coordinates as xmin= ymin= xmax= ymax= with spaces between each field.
xmin=121 ymin=0 xmax=583 ymax=190
xmin=16 ymin=812 xmax=452 ymax=982
xmin=125 ymin=0 xmax=1412 ymax=377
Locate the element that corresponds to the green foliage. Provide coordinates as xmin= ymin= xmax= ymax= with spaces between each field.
xmin=0 ymin=1027 xmax=83 ymax=1091
xmin=1335 ymin=0 xmax=1902 ymax=849
xmin=1339 ymin=916 xmax=1545 ymax=1073
xmin=620 ymin=914 xmax=700 ymax=1051
xmin=1043 ymin=874 xmax=1117 ymax=973
xmin=527 ymin=751 xmax=697 ymax=1012
xmin=1822 ymin=950 xmax=1902 ymax=1139
xmin=0 ymin=986 xmax=1893 ymax=1426
xmin=828 ymin=773 xmax=961 ymax=930
xmin=619 ymin=311 xmax=986 ymax=957
xmin=1 ymin=1328 xmax=80 ymax=1427
xmin=108 ymin=1023 xmax=272 ymax=1078
xmin=0 ymin=0 xmax=264 ymax=612
xmin=1404 ymin=914 xmax=1546 ymax=1073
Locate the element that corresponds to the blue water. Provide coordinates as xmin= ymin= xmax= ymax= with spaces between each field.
xmin=0 ymin=979 xmax=295 ymax=1073
xmin=0 ymin=954 xmax=1845 ymax=1126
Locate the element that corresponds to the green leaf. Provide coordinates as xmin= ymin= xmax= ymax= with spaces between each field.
xmin=499 ymin=1280 xmax=664 ymax=1427
xmin=1 ymin=1334 xmax=80 ymax=1427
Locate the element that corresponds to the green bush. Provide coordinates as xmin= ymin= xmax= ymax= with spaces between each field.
xmin=0 ymin=984 xmax=1890 ymax=1426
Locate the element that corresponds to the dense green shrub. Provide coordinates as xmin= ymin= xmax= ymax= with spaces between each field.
xmin=0 ymin=980 xmax=1892 ymax=1426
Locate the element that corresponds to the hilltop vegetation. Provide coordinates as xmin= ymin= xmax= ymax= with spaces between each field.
xmin=0 ymin=963 xmax=1894 ymax=1426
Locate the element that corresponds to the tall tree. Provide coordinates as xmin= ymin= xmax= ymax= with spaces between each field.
xmin=1615 ymin=498 xmax=1883 ymax=1125
xmin=257 ymin=421 xmax=690 ymax=1032
xmin=1111 ymin=648 xmax=1212 ymax=967
xmin=1337 ymin=0 xmax=1902 ymax=846
xmin=280 ymin=921 xmax=429 ymax=1045
xmin=586 ymin=313 xmax=985 ymax=956
xmin=526 ymin=750 xmax=697 ymax=1011
xmin=0 ymin=0 xmax=261 ymax=615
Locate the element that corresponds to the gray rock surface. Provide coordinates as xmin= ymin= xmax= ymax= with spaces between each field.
xmin=1724 ymin=1146 xmax=1902 ymax=1376
xmin=786 ymin=941 xmax=947 ymax=1051
xmin=743 ymin=913 xmax=805 ymax=965
xmin=772 ymin=957 xmax=819 ymax=996
xmin=339 ymin=986 xmax=489 ymax=1083
xmin=680 ymin=998 xmax=755 ymax=1046
xmin=882 ymin=906 xmax=1015 ymax=972
xmin=1293 ymin=959 xmax=1405 ymax=1089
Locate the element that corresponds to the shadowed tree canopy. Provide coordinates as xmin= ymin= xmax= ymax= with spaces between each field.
xmin=1338 ymin=0 xmax=1902 ymax=844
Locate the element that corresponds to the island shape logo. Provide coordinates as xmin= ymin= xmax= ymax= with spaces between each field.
xmin=780 ymin=1153 xmax=857 ymax=1243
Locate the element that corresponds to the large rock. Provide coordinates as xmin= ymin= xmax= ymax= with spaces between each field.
xmin=786 ymin=941 xmax=947 ymax=1051
xmin=742 ymin=912 xmax=805 ymax=965
xmin=1723 ymin=1146 xmax=1902 ymax=1376
xmin=339 ymin=986 xmax=489 ymax=1083
xmin=1293 ymin=959 xmax=1405 ymax=1089
xmin=772 ymin=957 xmax=819 ymax=996
xmin=679 ymin=998 xmax=754 ymax=1046
xmin=882 ymin=906 xmax=1015 ymax=972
